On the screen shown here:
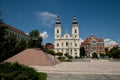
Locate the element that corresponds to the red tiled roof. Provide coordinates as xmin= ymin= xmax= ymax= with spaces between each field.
xmin=81 ymin=42 xmax=90 ymax=45
xmin=81 ymin=35 xmax=104 ymax=45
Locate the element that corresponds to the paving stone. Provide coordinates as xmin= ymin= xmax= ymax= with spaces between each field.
xmin=47 ymin=74 xmax=120 ymax=80
xmin=32 ymin=59 xmax=120 ymax=80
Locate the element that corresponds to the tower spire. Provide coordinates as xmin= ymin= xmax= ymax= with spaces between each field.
xmin=56 ymin=16 xmax=61 ymax=24
xmin=72 ymin=16 xmax=77 ymax=24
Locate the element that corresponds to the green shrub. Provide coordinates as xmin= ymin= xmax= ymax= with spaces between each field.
xmin=56 ymin=52 xmax=63 ymax=57
xmin=100 ymin=53 xmax=105 ymax=58
xmin=92 ymin=52 xmax=98 ymax=58
xmin=38 ymin=72 xmax=47 ymax=80
xmin=0 ymin=62 xmax=47 ymax=80
xmin=47 ymin=49 xmax=55 ymax=56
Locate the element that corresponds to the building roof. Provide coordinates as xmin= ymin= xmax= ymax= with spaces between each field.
xmin=5 ymin=48 xmax=60 ymax=66
xmin=0 ymin=22 xmax=28 ymax=37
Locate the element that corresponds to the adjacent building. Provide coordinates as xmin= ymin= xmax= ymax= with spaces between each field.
xmin=54 ymin=16 xmax=80 ymax=58
xmin=81 ymin=35 xmax=105 ymax=57
xmin=0 ymin=22 xmax=28 ymax=41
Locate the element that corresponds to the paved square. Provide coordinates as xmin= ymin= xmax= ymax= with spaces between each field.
xmin=32 ymin=60 xmax=120 ymax=80
xmin=47 ymin=74 xmax=120 ymax=80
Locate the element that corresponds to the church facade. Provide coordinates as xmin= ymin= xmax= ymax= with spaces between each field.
xmin=54 ymin=16 xmax=80 ymax=58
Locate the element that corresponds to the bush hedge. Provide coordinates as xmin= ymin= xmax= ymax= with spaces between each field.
xmin=0 ymin=62 xmax=47 ymax=80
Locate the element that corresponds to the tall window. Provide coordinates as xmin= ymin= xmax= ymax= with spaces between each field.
xmin=92 ymin=40 xmax=96 ymax=46
xmin=99 ymin=47 xmax=103 ymax=51
xmin=57 ymin=29 xmax=59 ymax=33
xmin=92 ymin=47 xmax=96 ymax=52
xmin=75 ymin=30 xmax=77 ymax=33
xmin=75 ymin=43 xmax=77 ymax=47
xmin=66 ymin=42 xmax=68 ymax=46
xmin=75 ymin=35 xmax=77 ymax=38
xmin=62 ymin=42 xmax=64 ymax=47
xmin=66 ymin=35 xmax=68 ymax=38
xmin=57 ymin=35 xmax=59 ymax=38
xmin=75 ymin=49 xmax=77 ymax=51
xmin=57 ymin=43 xmax=59 ymax=47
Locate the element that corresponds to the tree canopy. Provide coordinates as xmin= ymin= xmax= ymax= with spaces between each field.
xmin=80 ymin=47 xmax=86 ymax=57
xmin=0 ymin=23 xmax=27 ymax=62
xmin=106 ymin=47 xmax=120 ymax=59
xmin=29 ymin=29 xmax=40 ymax=39
xmin=28 ymin=29 xmax=42 ymax=48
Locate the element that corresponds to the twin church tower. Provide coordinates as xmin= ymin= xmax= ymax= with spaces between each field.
xmin=54 ymin=16 xmax=80 ymax=58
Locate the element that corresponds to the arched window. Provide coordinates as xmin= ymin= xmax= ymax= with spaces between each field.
xmin=57 ymin=43 xmax=59 ymax=47
xmin=57 ymin=35 xmax=59 ymax=38
xmin=92 ymin=40 xmax=96 ymax=46
xmin=75 ymin=43 xmax=77 ymax=46
xmin=66 ymin=42 xmax=68 ymax=46
xmin=75 ymin=30 xmax=77 ymax=33
xmin=57 ymin=29 xmax=59 ymax=33
xmin=66 ymin=35 xmax=68 ymax=38
xmin=62 ymin=42 xmax=64 ymax=47
xmin=75 ymin=35 xmax=77 ymax=38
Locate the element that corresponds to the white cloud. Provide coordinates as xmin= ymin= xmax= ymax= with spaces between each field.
xmin=26 ymin=33 xmax=29 ymax=35
xmin=40 ymin=31 xmax=48 ymax=39
xmin=104 ymin=38 xmax=118 ymax=47
xmin=80 ymin=38 xmax=84 ymax=43
xmin=36 ymin=12 xmax=57 ymax=28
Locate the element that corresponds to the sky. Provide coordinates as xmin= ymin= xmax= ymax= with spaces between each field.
xmin=1 ymin=0 xmax=120 ymax=46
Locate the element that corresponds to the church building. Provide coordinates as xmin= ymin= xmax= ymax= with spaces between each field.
xmin=54 ymin=16 xmax=80 ymax=58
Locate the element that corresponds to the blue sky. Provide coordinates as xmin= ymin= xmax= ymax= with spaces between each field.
xmin=1 ymin=0 xmax=120 ymax=46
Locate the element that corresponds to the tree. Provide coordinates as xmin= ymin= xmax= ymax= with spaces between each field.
xmin=29 ymin=29 xmax=39 ymax=39
xmin=56 ymin=52 xmax=63 ymax=57
xmin=47 ymin=49 xmax=55 ymax=56
xmin=0 ymin=23 xmax=7 ymax=54
xmin=45 ymin=43 xmax=53 ymax=50
xmin=15 ymin=39 xmax=27 ymax=53
xmin=5 ymin=33 xmax=17 ymax=56
xmin=92 ymin=52 xmax=98 ymax=58
xmin=106 ymin=46 xmax=120 ymax=59
xmin=80 ymin=47 xmax=85 ymax=57
xmin=28 ymin=29 xmax=42 ymax=48
xmin=109 ymin=47 xmax=120 ymax=58
xmin=0 ymin=22 xmax=28 ymax=62
xmin=0 ymin=11 xmax=3 ymax=23
xmin=99 ymin=53 xmax=105 ymax=58
xmin=38 ymin=36 xmax=43 ymax=48
xmin=0 ymin=23 xmax=8 ymax=61
xmin=0 ymin=26 xmax=27 ymax=62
